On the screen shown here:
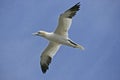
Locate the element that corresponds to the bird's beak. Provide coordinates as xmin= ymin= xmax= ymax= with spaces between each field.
xmin=32 ymin=32 xmax=39 ymax=36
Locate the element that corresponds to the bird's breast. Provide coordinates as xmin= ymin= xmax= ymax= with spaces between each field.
xmin=46 ymin=33 xmax=67 ymax=44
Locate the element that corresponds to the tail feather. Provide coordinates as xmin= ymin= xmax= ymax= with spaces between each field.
xmin=68 ymin=39 xmax=85 ymax=50
xmin=76 ymin=44 xmax=85 ymax=50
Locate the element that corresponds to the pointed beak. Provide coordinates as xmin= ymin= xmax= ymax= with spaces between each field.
xmin=32 ymin=32 xmax=39 ymax=36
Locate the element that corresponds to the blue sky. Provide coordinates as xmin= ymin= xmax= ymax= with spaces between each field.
xmin=0 ymin=0 xmax=120 ymax=80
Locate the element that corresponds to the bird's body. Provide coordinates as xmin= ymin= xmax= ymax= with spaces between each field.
xmin=40 ymin=31 xmax=67 ymax=44
xmin=33 ymin=2 xmax=84 ymax=73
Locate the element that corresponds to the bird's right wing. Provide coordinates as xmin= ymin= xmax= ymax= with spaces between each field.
xmin=40 ymin=42 xmax=61 ymax=73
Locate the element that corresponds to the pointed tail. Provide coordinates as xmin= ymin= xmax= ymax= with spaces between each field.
xmin=68 ymin=39 xmax=85 ymax=50
xmin=76 ymin=44 xmax=85 ymax=50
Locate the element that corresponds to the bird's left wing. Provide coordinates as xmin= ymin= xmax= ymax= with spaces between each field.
xmin=40 ymin=42 xmax=61 ymax=73
xmin=54 ymin=2 xmax=80 ymax=37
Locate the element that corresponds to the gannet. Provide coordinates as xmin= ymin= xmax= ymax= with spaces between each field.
xmin=33 ymin=2 xmax=84 ymax=74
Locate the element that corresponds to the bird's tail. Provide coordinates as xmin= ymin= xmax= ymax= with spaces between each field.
xmin=68 ymin=39 xmax=85 ymax=50
xmin=75 ymin=44 xmax=85 ymax=50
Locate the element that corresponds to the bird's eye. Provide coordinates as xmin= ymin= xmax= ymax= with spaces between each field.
xmin=38 ymin=32 xmax=41 ymax=34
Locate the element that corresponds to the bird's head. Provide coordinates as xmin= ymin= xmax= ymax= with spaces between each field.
xmin=32 ymin=30 xmax=47 ymax=37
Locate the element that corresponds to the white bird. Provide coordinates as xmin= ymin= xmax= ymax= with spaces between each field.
xmin=33 ymin=2 xmax=84 ymax=74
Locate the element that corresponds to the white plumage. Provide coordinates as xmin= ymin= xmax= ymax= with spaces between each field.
xmin=33 ymin=2 xmax=84 ymax=73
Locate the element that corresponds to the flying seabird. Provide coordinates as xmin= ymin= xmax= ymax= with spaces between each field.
xmin=33 ymin=2 xmax=84 ymax=74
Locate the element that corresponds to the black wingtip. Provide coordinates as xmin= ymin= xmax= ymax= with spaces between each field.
xmin=40 ymin=56 xmax=52 ymax=74
xmin=67 ymin=2 xmax=80 ymax=13
xmin=65 ymin=2 xmax=80 ymax=18
xmin=77 ymin=2 xmax=80 ymax=4
xmin=41 ymin=64 xmax=49 ymax=74
xmin=76 ymin=2 xmax=80 ymax=6
xmin=71 ymin=2 xmax=80 ymax=11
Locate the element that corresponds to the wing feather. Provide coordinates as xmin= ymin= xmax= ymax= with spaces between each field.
xmin=40 ymin=42 xmax=60 ymax=73
xmin=54 ymin=2 xmax=80 ymax=37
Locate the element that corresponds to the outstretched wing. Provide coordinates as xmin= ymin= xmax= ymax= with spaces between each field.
xmin=54 ymin=2 xmax=80 ymax=37
xmin=40 ymin=42 xmax=61 ymax=73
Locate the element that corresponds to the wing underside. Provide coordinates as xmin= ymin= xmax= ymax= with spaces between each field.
xmin=40 ymin=42 xmax=60 ymax=73
xmin=54 ymin=2 xmax=80 ymax=37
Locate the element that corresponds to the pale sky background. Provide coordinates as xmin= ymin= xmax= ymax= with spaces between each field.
xmin=0 ymin=0 xmax=120 ymax=80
